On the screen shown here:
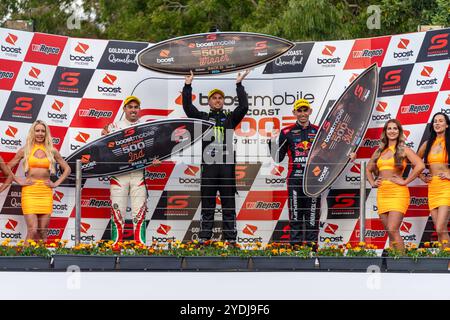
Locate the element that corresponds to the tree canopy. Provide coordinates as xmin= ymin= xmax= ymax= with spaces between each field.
xmin=1 ymin=0 xmax=449 ymax=41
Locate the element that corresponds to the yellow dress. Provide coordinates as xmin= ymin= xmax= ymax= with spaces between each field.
xmin=21 ymin=145 xmax=53 ymax=215
xmin=376 ymin=146 xmax=410 ymax=215
xmin=427 ymin=137 xmax=450 ymax=210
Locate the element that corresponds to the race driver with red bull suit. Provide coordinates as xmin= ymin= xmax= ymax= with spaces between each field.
xmin=102 ymin=96 xmax=160 ymax=245
xmin=270 ymin=99 xmax=320 ymax=246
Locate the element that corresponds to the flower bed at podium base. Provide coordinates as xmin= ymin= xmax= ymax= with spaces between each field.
xmin=0 ymin=256 xmax=52 ymax=271
xmin=0 ymin=255 xmax=448 ymax=272
xmin=0 ymin=240 xmax=448 ymax=272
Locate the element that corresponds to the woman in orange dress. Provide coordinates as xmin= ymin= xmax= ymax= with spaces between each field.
xmin=366 ymin=119 xmax=425 ymax=251
xmin=8 ymin=120 xmax=71 ymax=242
xmin=417 ymin=112 xmax=450 ymax=248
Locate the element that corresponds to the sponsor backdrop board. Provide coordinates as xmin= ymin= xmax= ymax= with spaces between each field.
xmin=1 ymin=27 xmax=449 ymax=247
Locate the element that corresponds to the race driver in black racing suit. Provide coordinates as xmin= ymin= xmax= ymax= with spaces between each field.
xmin=182 ymin=70 xmax=250 ymax=242
xmin=270 ymin=99 xmax=320 ymax=246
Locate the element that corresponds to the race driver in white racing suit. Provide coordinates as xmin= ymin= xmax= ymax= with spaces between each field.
xmin=102 ymin=96 xmax=160 ymax=245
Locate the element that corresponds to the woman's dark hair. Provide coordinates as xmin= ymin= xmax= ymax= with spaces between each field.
xmin=423 ymin=112 xmax=450 ymax=167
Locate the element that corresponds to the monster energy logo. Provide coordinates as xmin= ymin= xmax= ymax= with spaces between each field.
xmin=214 ymin=126 xmax=225 ymax=143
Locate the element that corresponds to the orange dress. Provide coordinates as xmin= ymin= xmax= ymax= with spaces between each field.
xmin=427 ymin=137 xmax=450 ymax=210
xmin=21 ymin=145 xmax=53 ymax=215
xmin=376 ymin=146 xmax=410 ymax=215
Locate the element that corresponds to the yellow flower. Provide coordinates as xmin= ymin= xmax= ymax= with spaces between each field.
xmin=188 ymin=248 xmax=193 ymax=251
xmin=324 ymin=238 xmax=331 ymax=243
xmin=442 ymin=240 xmax=448 ymax=245
xmin=49 ymin=243 xmax=56 ymax=247
xmin=346 ymin=243 xmax=352 ymax=249
xmin=358 ymin=242 xmax=366 ymax=247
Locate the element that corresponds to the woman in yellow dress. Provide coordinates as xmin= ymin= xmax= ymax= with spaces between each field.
xmin=8 ymin=120 xmax=71 ymax=243
xmin=0 ymin=156 xmax=13 ymax=193
xmin=366 ymin=119 xmax=425 ymax=251
xmin=417 ymin=112 xmax=450 ymax=248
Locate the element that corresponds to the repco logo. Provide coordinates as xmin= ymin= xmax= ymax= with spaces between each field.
xmin=81 ymin=198 xmax=110 ymax=208
xmin=78 ymin=109 xmax=113 ymax=119
xmin=145 ymin=172 xmax=166 ymax=180
xmin=31 ymin=44 xmax=60 ymax=55
xmin=1 ymin=33 xmax=22 ymax=55
xmin=48 ymin=100 xmax=67 ymax=120
xmin=363 ymin=139 xmax=380 ymax=148
xmin=401 ymin=104 xmax=430 ymax=114
xmin=353 ymin=49 xmax=383 ymax=58
xmin=2 ymin=125 xmax=22 ymax=147
xmin=410 ymin=197 xmax=427 ymax=207
xmin=98 ymin=73 xmax=121 ymax=94
xmin=0 ymin=70 xmax=14 ymax=79
xmin=70 ymin=42 xmax=94 ymax=63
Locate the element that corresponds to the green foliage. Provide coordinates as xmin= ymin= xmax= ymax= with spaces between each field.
xmin=0 ymin=1 xmax=448 ymax=41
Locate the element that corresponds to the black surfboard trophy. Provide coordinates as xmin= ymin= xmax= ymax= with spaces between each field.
xmin=137 ymin=32 xmax=294 ymax=75
xmin=303 ymin=63 xmax=379 ymax=197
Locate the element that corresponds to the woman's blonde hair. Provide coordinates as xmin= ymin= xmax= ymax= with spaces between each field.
xmin=372 ymin=119 xmax=407 ymax=175
xmin=23 ymin=120 xmax=56 ymax=174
